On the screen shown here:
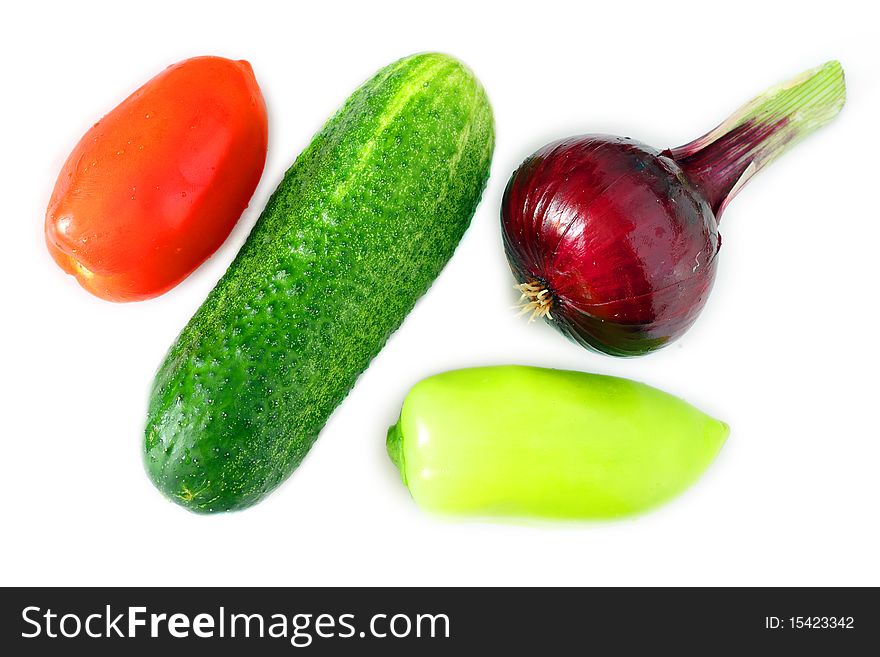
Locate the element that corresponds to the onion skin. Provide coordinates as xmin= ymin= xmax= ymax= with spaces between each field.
xmin=501 ymin=61 xmax=845 ymax=356
xmin=502 ymin=136 xmax=719 ymax=356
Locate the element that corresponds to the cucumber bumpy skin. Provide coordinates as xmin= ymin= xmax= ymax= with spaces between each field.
xmin=144 ymin=53 xmax=495 ymax=513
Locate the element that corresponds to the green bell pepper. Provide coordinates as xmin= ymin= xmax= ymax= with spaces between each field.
xmin=387 ymin=366 xmax=728 ymax=519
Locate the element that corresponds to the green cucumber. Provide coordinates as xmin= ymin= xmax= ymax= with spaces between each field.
xmin=144 ymin=53 xmax=495 ymax=513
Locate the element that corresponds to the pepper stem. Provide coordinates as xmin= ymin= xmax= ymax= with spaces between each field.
xmin=515 ymin=281 xmax=554 ymax=321
xmin=670 ymin=60 xmax=846 ymax=218
xmin=386 ymin=421 xmax=407 ymax=484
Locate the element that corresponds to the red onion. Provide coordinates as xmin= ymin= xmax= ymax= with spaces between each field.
xmin=502 ymin=61 xmax=845 ymax=356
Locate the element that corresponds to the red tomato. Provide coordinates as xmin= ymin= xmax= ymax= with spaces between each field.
xmin=45 ymin=56 xmax=268 ymax=301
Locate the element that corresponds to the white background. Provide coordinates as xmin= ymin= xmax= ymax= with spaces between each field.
xmin=2 ymin=0 xmax=878 ymax=586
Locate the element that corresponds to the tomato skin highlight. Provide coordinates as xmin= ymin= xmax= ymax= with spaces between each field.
xmin=45 ymin=56 xmax=268 ymax=301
